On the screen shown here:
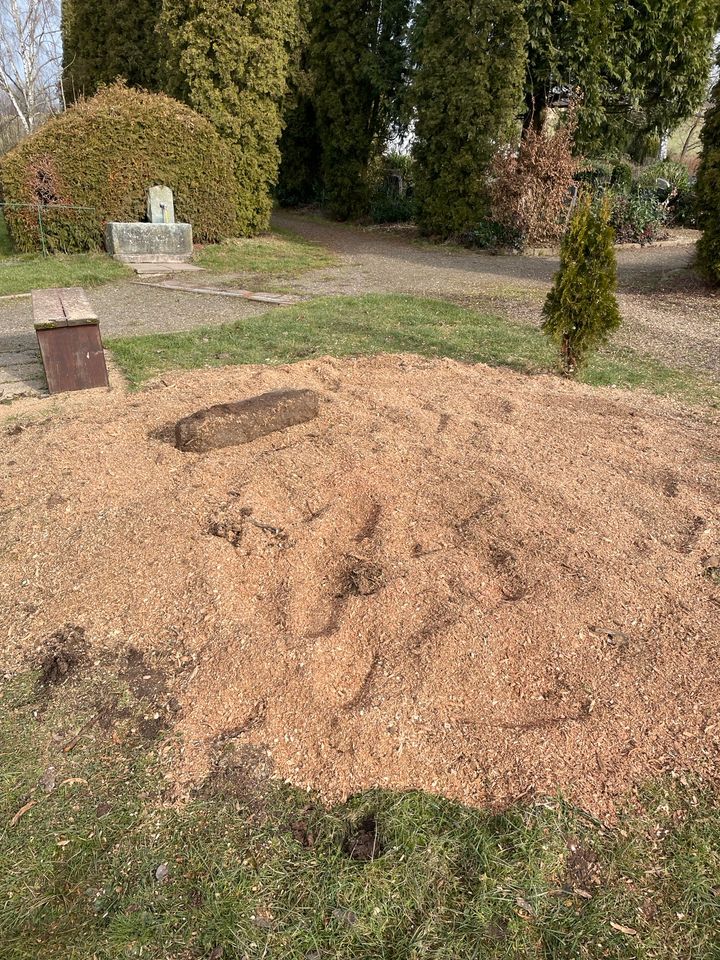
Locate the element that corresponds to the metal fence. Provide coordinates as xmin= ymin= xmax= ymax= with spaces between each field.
xmin=0 ymin=202 xmax=96 ymax=256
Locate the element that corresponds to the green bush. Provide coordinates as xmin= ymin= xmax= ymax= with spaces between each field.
xmin=0 ymin=84 xmax=239 ymax=253
xmin=697 ymin=66 xmax=720 ymax=283
xmin=610 ymin=190 xmax=668 ymax=244
xmin=542 ymin=193 xmax=622 ymax=375
xmin=636 ymin=159 xmax=692 ymax=193
xmin=668 ymin=183 xmax=698 ymax=228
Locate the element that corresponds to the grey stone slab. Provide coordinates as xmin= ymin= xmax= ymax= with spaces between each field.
xmin=105 ymin=222 xmax=193 ymax=260
xmin=147 ymin=185 xmax=175 ymax=224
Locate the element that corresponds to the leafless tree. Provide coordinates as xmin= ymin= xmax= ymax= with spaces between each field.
xmin=0 ymin=0 xmax=62 ymax=138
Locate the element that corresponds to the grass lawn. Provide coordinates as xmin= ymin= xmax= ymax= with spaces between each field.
xmin=0 ymin=213 xmax=131 ymax=297
xmin=2 ymin=666 xmax=718 ymax=960
xmin=108 ymin=293 xmax=718 ymax=406
xmin=194 ymin=230 xmax=337 ymax=282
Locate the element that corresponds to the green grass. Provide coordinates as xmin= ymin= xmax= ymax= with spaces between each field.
xmin=194 ymin=229 xmax=337 ymax=281
xmin=0 ymin=213 xmax=131 ymax=296
xmin=2 ymin=666 xmax=719 ymax=960
xmin=108 ymin=293 xmax=718 ymax=406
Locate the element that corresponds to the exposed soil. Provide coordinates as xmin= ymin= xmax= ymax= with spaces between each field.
xmin=1 ymin=355 xmax=719 ymax=817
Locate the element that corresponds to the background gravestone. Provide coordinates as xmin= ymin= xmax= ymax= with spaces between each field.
xmin=147 ymin=185 xmax=175 ymax=224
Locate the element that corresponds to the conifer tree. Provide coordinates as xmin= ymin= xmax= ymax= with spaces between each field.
xmin=697 ymin=61 xmax=720 ymax=284
xmin=62 ymin=0 xmax=162 ymax=99
xmin=523 ymin=0 xmax=719 ymax=155
xmin=160 ymin=0 xmax=304 ymax=234
xmin=412 ymin=0 xmax=527 ymax=238
xmin=309 ymin=0 xmax=412 ymax=220
xmin=542 ymin=193 xmax=622 ymax=375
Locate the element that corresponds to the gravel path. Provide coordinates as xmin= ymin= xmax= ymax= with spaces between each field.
xmin=0 ymin=282 xmax=268 ymax=398
xmin=273 ymin=212 xmax=720 ymax=378
xmin=1 ymin=214 xmax=717 ymax=400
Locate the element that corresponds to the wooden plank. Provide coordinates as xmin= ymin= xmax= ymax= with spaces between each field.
xmin=32 ymin=289 xmax=66 ymax=327
xmin=36 ymin=325 xmax=109 ymax=394
xmin=60 ymin=287 xmax=97 ymax=323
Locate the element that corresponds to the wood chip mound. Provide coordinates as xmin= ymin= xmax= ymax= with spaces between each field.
xmin=2 ymin=355 xmax=718 ymax=816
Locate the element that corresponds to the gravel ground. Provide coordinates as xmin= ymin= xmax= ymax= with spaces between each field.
xmin=1 ymin=216 xmax=717 ymax=396
xmin=273 ymin=212 xmax=720 ymax=379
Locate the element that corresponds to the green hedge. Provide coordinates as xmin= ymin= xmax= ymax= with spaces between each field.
xmin=0 ymin=84 xmax=239 ymax=253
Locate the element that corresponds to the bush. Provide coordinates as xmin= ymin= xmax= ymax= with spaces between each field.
xmin=490 ymin=118 xmax=579 ymax=249
xmin=636 ymin=159 xmax=692 ymax=193
xmin=696 ymin=65 xmax=720 ymax=282
xmin=0 ymin=84 xmax=239 ymax=254
xmin=668 ymin=184 xmax=698 ymax=228
xmin=542 ymin=193 xmax=622 ymax=375
xmin=368 ymin=152 xmax=416 ymax=224
xmin=610 ymin=191 xmax=668 ymax=244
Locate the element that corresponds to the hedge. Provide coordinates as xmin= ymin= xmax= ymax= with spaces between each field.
xmin=0 ymin=84 xmax=239 ymax=253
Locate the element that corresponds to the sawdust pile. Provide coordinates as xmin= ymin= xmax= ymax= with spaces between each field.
xmin=2 ymin=355 xmax=719 ymax=816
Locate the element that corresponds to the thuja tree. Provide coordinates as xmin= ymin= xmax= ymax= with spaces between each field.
xmin=523 ymin=0 xmax=719 ymax=155
xmin=412 ymin=0 xmax=527 ymax=238
xmin=62 ymin=0 xmax=162 ymax=99
xmin=160 ymin=0 xmax=304 ymax=235
xmin=697 ymin=63 xmax=720 ymax=284
xmin=309 ymin=0 xmax=412 ymax=220
xmin=542 ymin=193 xmax=621 ymax=375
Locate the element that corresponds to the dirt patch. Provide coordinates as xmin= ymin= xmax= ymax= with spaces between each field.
xmin=343 ymin=815 xmax=383 ymax=861
xmin=38 ymin=625 xmax=87 ymax=687
xmin=1 ymin=355 xmax=719 ymax=817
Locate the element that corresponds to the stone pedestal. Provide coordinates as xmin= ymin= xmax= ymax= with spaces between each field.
xmin=104 ymin=222 xmax=193 ymax=262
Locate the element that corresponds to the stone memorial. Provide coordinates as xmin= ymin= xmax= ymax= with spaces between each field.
xmin=147 ymin=185 xmax=175 ymax=224
xmin=105 ymin=185 xmax=193 ymax=262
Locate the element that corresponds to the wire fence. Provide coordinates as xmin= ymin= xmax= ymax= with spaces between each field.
xmin=0 ymin=202 xmax=96 ymax=257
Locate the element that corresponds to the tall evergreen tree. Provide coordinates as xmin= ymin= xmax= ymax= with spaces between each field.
xmin=697 ymin=59 xmax=720 ymax=284
xmin=412 ymin=0 xmax=528 ymax=238
xmin=160 ymin=0 xmax=304 ymax=234
xmin=523 ymin=0 xmax=719 ymax=155
xmin=309 ymin=0 xmax=412 ymax=220
xmin=62 ymin=0 xmax=162 ymax=99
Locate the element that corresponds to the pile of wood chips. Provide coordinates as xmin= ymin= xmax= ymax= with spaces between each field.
xmin=1 ymin=354 xmax=718 ymax=817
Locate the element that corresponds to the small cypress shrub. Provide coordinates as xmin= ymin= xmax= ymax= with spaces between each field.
xmin=0 ymin=84 xmax=239 ymax=253
xmin=542 ymin=193 xmax=622 ymax=375
xmin=697 ymin=64 xmax=720 ymax=284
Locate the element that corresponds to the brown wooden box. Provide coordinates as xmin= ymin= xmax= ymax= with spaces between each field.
xmin=32 ymin=287 xmax=109 ymax=395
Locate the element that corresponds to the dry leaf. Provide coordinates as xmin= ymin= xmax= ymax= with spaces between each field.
xmin=610 ymin=921 xmax=638 ymax=936
xmin=9 ymin=800 xmax=36 ymax=826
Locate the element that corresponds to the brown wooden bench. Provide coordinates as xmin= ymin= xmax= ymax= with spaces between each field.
xmin=32 ymin=287 xmax=109 ymax=394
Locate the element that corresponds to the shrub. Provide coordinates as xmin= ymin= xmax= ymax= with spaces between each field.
xmin=412 ymin=0 xmax=528 ymax=239
xmin=636 ymin=159 xmax=692 ymax=193
xmin=160 ymin=0 xmax=304 ymax=236
xmin=669 ymin=183 xmax=698 ymax=228
xmin=696 ymin=65 xmax=720 ymax=283
xmin=368 ymin=151 xmax=416 ymax=224
xmin=489 ymin=118 xmax=578 ymax=249
xmin=610 ymin=191 xmax=668 ymax=244
xmin=0 ymin=84 xmax=239 ymax=253
xmin=542 ymin=192 xmax=622 ymax=375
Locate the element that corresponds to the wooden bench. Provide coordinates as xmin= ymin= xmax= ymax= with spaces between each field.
xmin=32 ymin=287 xmax=109 ymax=394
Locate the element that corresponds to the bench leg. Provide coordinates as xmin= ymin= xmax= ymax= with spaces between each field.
xmin=36 ymin=325 xmax=110 ymax=394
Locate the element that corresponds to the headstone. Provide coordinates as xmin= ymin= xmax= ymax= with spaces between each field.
xmin=147 ymin=185 xmax=175 ymax=224
xmin=175 ymin=389 xmax=320 ymax=453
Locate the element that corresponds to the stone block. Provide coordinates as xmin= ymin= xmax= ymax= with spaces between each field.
xmin=147 ymin=185 xmax=175 ymax=224
xmin=105 ymin=222 xmax=193 ymax=262
xmin=175 ymin=389 xmax=320 ymax=453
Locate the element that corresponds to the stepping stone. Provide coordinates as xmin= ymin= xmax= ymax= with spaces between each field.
xmin=132 ymin=261 xmax=205 ymax=277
